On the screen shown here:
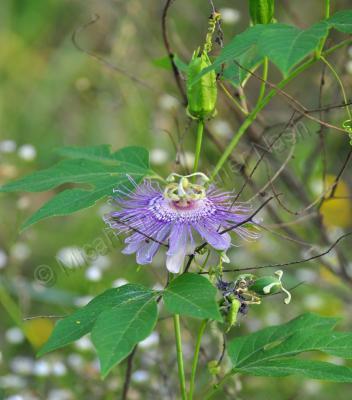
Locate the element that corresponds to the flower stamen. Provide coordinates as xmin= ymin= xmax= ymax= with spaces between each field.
xmin=163 ymin=173 xmax=209 ymax=202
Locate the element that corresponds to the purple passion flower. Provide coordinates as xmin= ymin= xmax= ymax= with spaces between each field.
xmin=105 ymin=173 xmax=259 ymax=273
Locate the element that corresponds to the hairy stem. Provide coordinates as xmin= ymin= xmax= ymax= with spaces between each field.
xmin=193 ymin=119 xmax=204 ymax=174
xmin=173 ymin=314 xmax=187 ymax=400
xmin=188 ymin=319 xmax=207 ymax=399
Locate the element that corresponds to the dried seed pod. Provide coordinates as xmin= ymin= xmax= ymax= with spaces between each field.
xmin=249 ymin=0 xmax=275 ymax=25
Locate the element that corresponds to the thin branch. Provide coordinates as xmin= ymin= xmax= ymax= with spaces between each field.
xmin=217 ymin=231 xmax=352 ymax=273
xmin=121 ymin=345 xmax=138 ymax=400
xmin=72 ymin=14 xmax=153 ymax=90
xmin=161 ymin=0 xmax=187 ymax=104
xmin=232 ymin=59 xmax=348 ymax=134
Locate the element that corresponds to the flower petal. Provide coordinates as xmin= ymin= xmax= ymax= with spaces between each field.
xmin=194 ymin=223 xmax=231 ymax=250
xmin=136 ymin=224 xmax=170 ymax=264
xmin=166 ymin=224 xmax=188 ymax=273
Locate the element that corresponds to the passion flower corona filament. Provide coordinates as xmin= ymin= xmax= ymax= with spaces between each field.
xmin=105 ymin=173 xmax=259 ymax=273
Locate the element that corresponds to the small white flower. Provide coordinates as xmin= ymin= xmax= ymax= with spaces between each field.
xmin=16 ymin=196 xmax=31 ymax=210
xmin=33 ymin=360 xmax=51 ymax=377
xmin=150 ymin=148 xmax=168 ymax=165
xmin=74 ymin=336 xmax=93 ymax=352
xmin=85 ymin=266 xmax=102 ymax=282
xmin=10 ymin=357 xmax=34 ymax=375
xmin=219 ymin=8 xmax=241 ymax=25
xmin=5 ymin=327 xmax=25 ymax=344
xmin=132 ymin=370 xmax=150 ymax=383
xmin=181 ymin=151 xmax=195 ymax=170
xmin=93 ymin=255 xmax=110 ymax=270
xmin=139 ymin=332 xmax=159 ymax=349
xmin=210 ymin=119 xmax=232 ymax=138
xmin=0 ymin=140 xmax=16 ymax=153
xmin=74 ymin=295 xmax=93 ymax=307
xmin=346 ymin=60 xmax=352 ymax=74
xmin=112 ymin=278 xmax=129 ymax=288
xmin=303 ymin=294 xmax=324 ymax=309
xmin=348 ymin=46 xmax=352 ymax=58
xmin=51 ymin=361 xmax=67 ymax=376
xmin=66 ymin=354 xmax=84 ymax=371
xmin=56 ymin=247 xmax=86 ymax=269
xmin=158 ymin=94 xmax=179 ymax=111
xmin=11 ymin=242 xmax=31 ymax=261
xmin=0 ymin=375 xmax=26 ymax=390
xmin=48 ymin=389 xmax=74 ymax=400
xmin=18 ymin=144 xmax=37 ymax=161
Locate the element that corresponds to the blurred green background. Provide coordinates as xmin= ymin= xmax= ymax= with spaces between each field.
xmin=0 ymin=0 xmax=352 ymax=399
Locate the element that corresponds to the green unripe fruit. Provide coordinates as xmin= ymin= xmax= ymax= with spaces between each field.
xmin=226 ymin=296 xmax=241 ymax=331
xmin=249 ymin=0 xmax=275 ymax=25
xmin=249 ymin=276 xmax=281 ymax=295
xmin=186 ymin=49 xmax=217 ymax=120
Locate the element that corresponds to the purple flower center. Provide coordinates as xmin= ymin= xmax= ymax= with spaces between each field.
xmin=148 ymin=195 xmax=217 ymax=224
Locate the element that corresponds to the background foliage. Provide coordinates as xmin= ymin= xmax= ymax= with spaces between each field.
xmin=0 ymin=0 xmax=352 ymax=399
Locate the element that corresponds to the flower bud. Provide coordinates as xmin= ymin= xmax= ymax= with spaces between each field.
xmin=186 ymin=49 xmax=217 ymax=120
xmin=249 ymin=270 xmax=291 ymax=304
xmin=249 ymin=0 xmax=275 ymax=25
xmin=249 ymin=276 xmax=281 ymax=294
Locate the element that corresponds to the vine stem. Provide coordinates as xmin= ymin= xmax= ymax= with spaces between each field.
xmin=188 ymin=319 xmax=207 ymax=399
xmin=193 ymin=119 xmax=204 ymax=174
xmin=220 ymin=82 xmax=248 ymax=115
xmin=316 ymin=0 xmax=331 ymax=57
xmin=173 ymin=314 xmax=187 ymax=400
xmin=209 ymin=40 xmax=350 ymax=181
xmin=257 ymin=57 xmax=268 ymax=105
xmin=321 ymin=55 xmax=352 ymax=120
xmin=325 ymin=0 xmax=331 ymax=18
xmin=204 ymin=371 xmax=235 ymax=400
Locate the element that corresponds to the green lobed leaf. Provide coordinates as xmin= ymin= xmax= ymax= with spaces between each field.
xmin=328 ymin=10 xmax=352 ymax=33
xmin=55 ymin=144 xmax=116 ymax=162
xmin=258 ymin=22 xmax=329 ymax=76
xmin=228 ymin=313 xmax=339 ymax=367
xmin=227 ymin=313 xmax=352 ymax=382
xmin=22 ymin=179 xmax=117 ymax=230
xmin=236 ymin=359 xmax=352 ymax=382
xmin=194 ymin=10 xmax=352 ymax=84
xmin=221 ymin=47 xmax=263 ymax=88
xmin=207 ymin=24 xmax=266 ymax=79
xmin=0 ymin=145 xmax=151 ymax=229
xmin=91 ymin=289 xmax=158 ymax=377
xmin=152 ymin=54 xmax=188 ymax=72
xmin=38 ymin=284 xmax=152 ymax=357
xmin=163 ymin=273 xmax=222 ymax=321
